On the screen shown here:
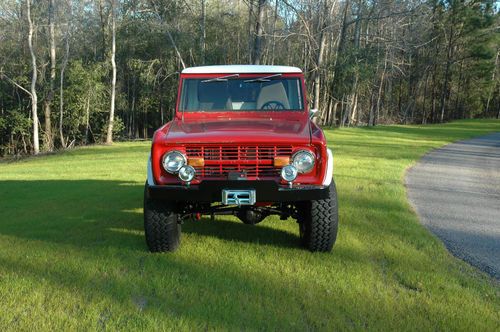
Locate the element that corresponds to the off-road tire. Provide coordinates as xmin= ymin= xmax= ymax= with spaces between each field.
xmin=144 ymin=184 xmax=181 ymax=252
xmin=298 ymin=182 xmax=338 ymax=252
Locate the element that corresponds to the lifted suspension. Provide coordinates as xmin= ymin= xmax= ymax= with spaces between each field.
xmin=178 ymin=203 xmax=299 ymax=223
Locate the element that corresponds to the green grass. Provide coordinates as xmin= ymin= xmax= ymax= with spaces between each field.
xmin=0 ymin=119 xmax=499 ymax=331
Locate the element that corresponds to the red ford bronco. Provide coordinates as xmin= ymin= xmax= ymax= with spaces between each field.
xmin=144 ymin=65 xmax=337 ymax=252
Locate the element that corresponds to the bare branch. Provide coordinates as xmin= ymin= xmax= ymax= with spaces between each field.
xmin=0 ymin=72 xmax=32 ymax=97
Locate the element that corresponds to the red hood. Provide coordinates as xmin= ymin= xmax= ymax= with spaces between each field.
xmin=160 ymin=117 xmax=311 ymax=145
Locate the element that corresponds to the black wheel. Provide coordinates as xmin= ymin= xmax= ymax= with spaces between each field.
xmin=297 ymin=182 xmax=338 ymax=252
xmin=143 ymin=183 xmax=181 ymax=252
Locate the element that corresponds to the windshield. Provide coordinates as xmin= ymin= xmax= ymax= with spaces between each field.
xmin=179 ymin=77 xmax=304 ymax=112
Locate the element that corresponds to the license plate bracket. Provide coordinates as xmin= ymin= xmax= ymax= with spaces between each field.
xmin=222 ymin=189 xmax=256 ymax=206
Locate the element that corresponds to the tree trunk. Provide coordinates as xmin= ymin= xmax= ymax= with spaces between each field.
xmin=59 ymin=0 xmax=71 ymax=149
xmin=247 ymin=0 xmax=254 ymax=63
xmin=375 ymin=51 xmax=387 ymax=126
xmin=160 ymin=99 xmax=164 ymax=124
xmin=331 ymin=102 xmax=338 ymax=126
xmin=454 ymin=60 xmax=464 ymax=119
xmin=165 ymin=24 xmax=186 ymax=69
xmin=326 ymin=97 xmax=333 ymax=125
xmin=106 ymin=0 xmax=117 ymax=144
xmin=421 ymin=73 xmax=429 ymax=124
xmin=43 ymin=0 xmax=56 ymax=152
xmin=350 ymin=90 xmax=358 ymax=125
xmin=340 ymin=95 xmax=345 ymax=127
xmin=200 ymin=0 xmax=206 ymax=64
xmin=440 ymin=21 xmax=455 ymax=123
xmin=131 ymin=77 xmax=136 ymax=137
xmin=368 ymin=93 xmax=375 ymax=126
xmin=27 ymin=0 xmax=39 ymax=155
xmin=313 ymin=0 xmax=335 ymax=114
xmin=331 ymin=0 xmax=350 ymax=104
xmin=485 ymin=49 xmax=499 ymax=115
xmin=270 ymin=0 xmax=278 ymax=65
xmin=85 ymin=96 xmax=90 ymax=144
xmin=98 ymin=0 xmax=107 ymax=61
xmin=144 ymin=108 xmax=148 ymax=139
xmin=252 ymin=0 xmax=266 ymax=65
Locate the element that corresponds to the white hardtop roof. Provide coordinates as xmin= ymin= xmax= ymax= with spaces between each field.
xmin=182 ymin=65 xmax=302 ymax=74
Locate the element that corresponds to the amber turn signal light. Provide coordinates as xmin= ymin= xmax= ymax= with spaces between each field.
xmin=273 ymin=156 xmax=290 ymax=167
xmin=188 ymin=157 xmax=205 ymax=167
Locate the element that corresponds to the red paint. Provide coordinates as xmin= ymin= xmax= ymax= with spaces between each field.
xmin=151 ymin=71 xmax=329 ymax=186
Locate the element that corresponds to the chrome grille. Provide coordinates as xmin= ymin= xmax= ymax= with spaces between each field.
xmin=186 ymin=145 xmax=293 ymax=179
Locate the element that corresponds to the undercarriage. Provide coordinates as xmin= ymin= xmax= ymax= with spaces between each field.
xmin=176 ymin=202 xmax=299 ymax=224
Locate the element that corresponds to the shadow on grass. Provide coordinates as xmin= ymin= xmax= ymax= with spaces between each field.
xmin=0 ymin=180 xmax=298 ymax=251
xmin=183 ymin=218 xmax=300 ymax=248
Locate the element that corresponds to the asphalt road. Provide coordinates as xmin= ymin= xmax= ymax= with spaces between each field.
xmin=406 ymin=132 xmax=500 ymax=279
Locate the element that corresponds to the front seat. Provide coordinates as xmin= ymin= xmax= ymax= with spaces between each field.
xmin=256 ymin=82 xmax=290 ymax=109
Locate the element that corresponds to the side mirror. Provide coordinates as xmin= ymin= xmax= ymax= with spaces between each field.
xmin=309 ymin=108 xmax=319 ymax=120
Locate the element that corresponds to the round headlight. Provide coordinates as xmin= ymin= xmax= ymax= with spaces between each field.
xmin=162 ymin=150 xmax=186 ymax=174
xmin=281 ymin=165 xmax=298 ymax=182
xmin=178 ymin=165 xmax=196 ymax=182
xmin=292 ymin=150 xmax=315 ymax=174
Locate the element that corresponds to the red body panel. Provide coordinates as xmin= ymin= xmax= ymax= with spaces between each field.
xmin=159 ymin=116 xmax=310 ymax=144
xmin=151 ymin=71 xmax=329 ymax=187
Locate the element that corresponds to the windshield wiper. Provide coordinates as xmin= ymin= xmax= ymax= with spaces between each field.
xmin=201 ymin=74 xmax=239 ymax=83
xmin=244 ymin=73 xmax=282 ymax=83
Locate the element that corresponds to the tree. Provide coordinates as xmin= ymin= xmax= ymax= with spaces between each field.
xmin=106 ymin=0 xmax=117 ymax=144
xmin=252 ymin=0 xmax=266 ymax=65
xmin=200 ymin=0 xmax=207 ymax=64
xmin=27 ymin=0 xmax=39 ymax=155
xmin=59 ymin=0 xmax=72 ymax=148
xmin=312 ymin=0 xmax=337 ymax=113
xmin=43 ymin=0 xmax=56 ymax=151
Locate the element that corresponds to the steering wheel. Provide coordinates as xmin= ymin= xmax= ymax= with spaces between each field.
xmin=261 ymin=101 xmax=286 ymax=110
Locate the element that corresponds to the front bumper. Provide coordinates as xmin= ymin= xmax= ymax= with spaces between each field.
xmin=147 ymin=180 xmax=330 ymax=202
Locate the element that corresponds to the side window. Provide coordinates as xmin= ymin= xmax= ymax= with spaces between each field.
xmin=183 ymin=80 xmax=199 ymax=110
xmin=287 ymin=79 xmax=302 ymax=110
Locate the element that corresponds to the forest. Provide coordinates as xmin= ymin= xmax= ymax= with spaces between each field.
xmin=0 ymin=0 xmax=499 ymax=156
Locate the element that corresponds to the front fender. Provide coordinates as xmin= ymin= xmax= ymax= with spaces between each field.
xmin=147 ymin=155 xmax=155 ymax=186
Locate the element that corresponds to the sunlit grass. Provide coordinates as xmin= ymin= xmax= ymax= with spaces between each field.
xmin=0 ymin=119 xmax=499 ymax=330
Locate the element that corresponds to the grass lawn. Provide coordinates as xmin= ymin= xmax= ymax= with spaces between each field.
xmin=0 ymin=119 xmax=499 ymax=331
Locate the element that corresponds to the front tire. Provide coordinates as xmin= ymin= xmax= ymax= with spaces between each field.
xmin=298 ymin=182 xmax=338 ymax=252
xmin=144 ymin=184 xmax=181 ymax=252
